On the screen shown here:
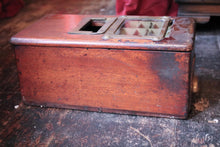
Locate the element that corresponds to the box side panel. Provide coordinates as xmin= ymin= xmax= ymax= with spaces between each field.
xmin=187 ymin=47 xmax=195 ymax=114
xmin=15 ymin=46 xmax=191 ymax=118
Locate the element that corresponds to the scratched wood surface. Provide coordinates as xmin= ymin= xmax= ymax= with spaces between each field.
xmin=0 ymin=0 xmax=220 ymax=146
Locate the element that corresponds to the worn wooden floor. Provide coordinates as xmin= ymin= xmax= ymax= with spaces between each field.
xmin=0 ymin=0 xmax=220 ymax=146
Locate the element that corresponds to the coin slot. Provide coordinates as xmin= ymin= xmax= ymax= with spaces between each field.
xmin=79 ymin=19 xmax=106 ymax=32
xmin=69 ymin=17 xmax=117 ymax=35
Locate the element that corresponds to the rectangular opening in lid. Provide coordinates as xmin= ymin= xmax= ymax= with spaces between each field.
xmin=79 ymin=19 xmax=106 ymax=32
xmin=68 ymin=17 xmax=117 ymax=35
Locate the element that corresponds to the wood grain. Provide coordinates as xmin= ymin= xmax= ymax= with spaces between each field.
xmin=10 ymin=14 xmax=195 ymax=52
xmin=15 ymin=46 xmax=192 ymax=118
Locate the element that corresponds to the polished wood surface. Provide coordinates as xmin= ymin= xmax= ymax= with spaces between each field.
xmin=15 ymin=46 xmax=191 ymax=118
xmin=12 ymin=15 xmax=195 ymax=118
xmin=1 ymin=0 xmax=220 ymax=146
xmin=179 ymin=5 xmax=220 ymax=16
xmin=11 ymin=14 xmax=195 ymax=51
xmin=176 ymin=0 xmax=220 ymax=23
xmin=176 ymin=0 xmax=220 ymax=4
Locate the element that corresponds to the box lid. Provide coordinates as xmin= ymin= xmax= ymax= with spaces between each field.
xmin=10 ymin=14 xmax=195 ymax=52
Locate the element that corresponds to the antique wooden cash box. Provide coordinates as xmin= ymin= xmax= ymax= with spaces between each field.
xmin=11 ymin=14 xmax=196 ymax=119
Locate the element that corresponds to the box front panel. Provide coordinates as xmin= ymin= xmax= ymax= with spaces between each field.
xmin=15 ymin=46 xmax=191 ymax=118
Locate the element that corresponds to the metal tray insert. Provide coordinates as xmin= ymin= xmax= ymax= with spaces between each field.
xmin=104 ymin=16 xmax=171 ymax=41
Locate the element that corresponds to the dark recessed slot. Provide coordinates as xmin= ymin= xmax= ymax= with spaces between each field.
xmin=79 ymin=19 xmax=105 ymax=32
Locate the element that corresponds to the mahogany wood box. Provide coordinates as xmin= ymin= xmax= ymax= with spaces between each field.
xmin=11 ymin=14 xmax=195 ymax=119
